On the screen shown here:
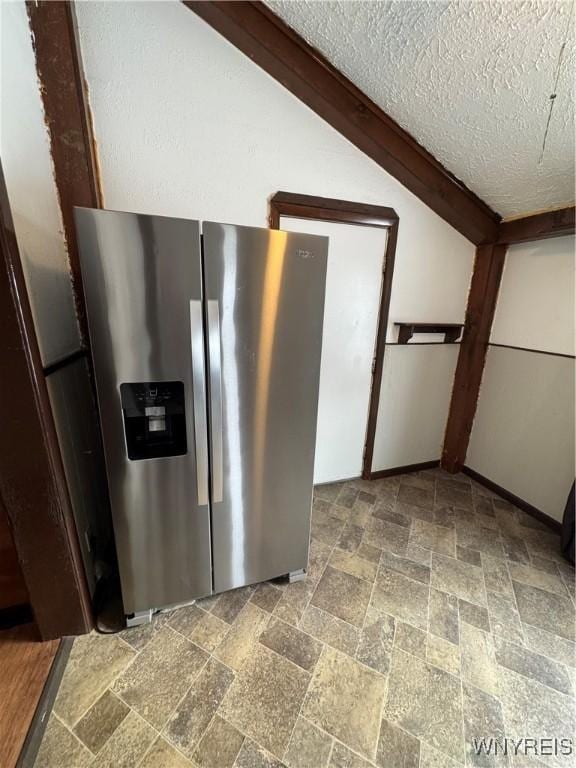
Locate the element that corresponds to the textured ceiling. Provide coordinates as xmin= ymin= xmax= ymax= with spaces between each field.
xmin=267 ymin=0 xmax=575 ymax=218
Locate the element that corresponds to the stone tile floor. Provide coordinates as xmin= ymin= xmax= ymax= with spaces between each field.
xmin=35 ymin=469 xmax=576 ymax=768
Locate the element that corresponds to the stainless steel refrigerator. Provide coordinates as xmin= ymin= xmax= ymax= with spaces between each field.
xmin=74 ymin=209 xmax=328 ymax=625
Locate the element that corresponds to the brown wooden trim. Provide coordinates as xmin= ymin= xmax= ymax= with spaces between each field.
xmin=369 ymin=460 xmax=440 ymax=480
xmin=489 ymin=343 xmax=576 ymax=360
xmin=462 ymin=466 xmax=561 ymax=534
xmin=314 ymin=476 xmax=361 ymax=488
xmin=26 ymin=1 xmax=102 ymax=346
xmin=0 ymin=161 xmax=92 ymax=640
xmin=269 ymin=192 xmax=398 ymax=229
xmin=270 ymin=192 xmax=397 ymax=480
xmin=497 ymin=206 xmax=575 ymax=245
xmin=442 ymin=243 xmax=508 ymax=473
xmin=187 ymin=2 xmax=500 ymax=245
xmin=0 ymin=625 xmax=59 ymax=768
xmin=364 ymin=219 xmax=397 ymax=479
xmin=16 ymin=637 xmax=74 ymax=768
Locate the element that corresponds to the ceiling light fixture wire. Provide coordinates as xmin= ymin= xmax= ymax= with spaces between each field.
xmin=538 ymin=1 xmax=574 ymax=165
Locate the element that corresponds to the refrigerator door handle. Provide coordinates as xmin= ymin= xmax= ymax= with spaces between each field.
xmin=207 ymin=299 xmax=224 ymax=503
xmin=190 ymin=300 xmax=209 ymax=506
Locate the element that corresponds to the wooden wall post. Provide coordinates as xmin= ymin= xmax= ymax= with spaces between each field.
xmin=26 ymin=0 xmax=102 ymax=346
xmin=442 ymin=243 xmax=508 ymax=472
xmin=442 ymin=206 xmax=574 ymax=472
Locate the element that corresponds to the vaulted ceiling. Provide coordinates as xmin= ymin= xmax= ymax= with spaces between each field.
xmin=267 ymin=0 xmax=575 ymax=219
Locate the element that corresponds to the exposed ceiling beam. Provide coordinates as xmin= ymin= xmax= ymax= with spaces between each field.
xmin=184 ymin=1 xmax=501 ymax=246
xmin=497 ymin=206 xmax=575 ymax=245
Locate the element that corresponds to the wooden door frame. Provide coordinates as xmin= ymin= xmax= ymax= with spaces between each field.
xmin=269 ymin=192 xmax=398 ymax=480
xmin=0 ymin=162 xmax=92 ymax=640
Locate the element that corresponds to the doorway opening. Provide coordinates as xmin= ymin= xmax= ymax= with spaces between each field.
xmin=269 ymin=193 xmax=398 ymax=483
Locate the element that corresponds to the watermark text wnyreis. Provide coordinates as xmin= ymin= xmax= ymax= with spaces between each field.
xmin=472 ymin=737 xmax=573 ymax=757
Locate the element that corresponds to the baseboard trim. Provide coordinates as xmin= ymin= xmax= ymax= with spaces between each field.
xmin=369 ymin=460 xmax=440 ymax=480
xmin=462 ymin=466 xmax=561 ymax=534
xmin=17 ymin=637 xmax=74 ymax=768
xmin=314 ymin=475 xmax=362 ymax=487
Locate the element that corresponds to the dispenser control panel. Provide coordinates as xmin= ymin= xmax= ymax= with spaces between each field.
xmin=120 ymin=382 xmax=187 ymax=460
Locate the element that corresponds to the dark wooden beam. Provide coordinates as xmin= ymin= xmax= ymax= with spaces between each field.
xmin=498 ymin=206 xmax=575 ymax=244
xmin=442 ymin=206 xmax=574 ymax=471
xmin=441 ymin=243 xmax=508 ymax=472
xmin=269 ymin=192 xmax=398 ymax=229
xmin=26 ymin=1 xmax=102 ymax=346
xmin=0 ymin=161 xmax=92 ymax=640
xmin=186 ymin=1 xmax=500 ymax=245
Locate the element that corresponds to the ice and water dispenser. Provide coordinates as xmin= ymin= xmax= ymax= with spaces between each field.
xmin=120 ymin=382 xmax=187 ymax=460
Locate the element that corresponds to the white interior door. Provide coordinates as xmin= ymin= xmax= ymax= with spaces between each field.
xmin=281 ymin=217 xmax=387 ymax=484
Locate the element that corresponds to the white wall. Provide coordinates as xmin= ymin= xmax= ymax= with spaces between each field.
xmin=372 ymin=344 xmax=460 ymax=470
xmin=491 ymin=236 xmax=575 ymax=356
xmin=467 ymin=236 xmax=576 ymax=521
xmin=1 ymin=1 xmax=80 ymax=366
xmin=75 ymin=1 xmax=474 ymax=472
xmin=467 ymin=348 xmax=574 ymax=521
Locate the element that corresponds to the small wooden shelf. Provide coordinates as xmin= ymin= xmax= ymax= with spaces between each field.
xmin=395 ymin=322 xmax=464 ymax=344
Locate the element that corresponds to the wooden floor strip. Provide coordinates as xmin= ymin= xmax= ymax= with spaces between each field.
xmin=0 ymin=624 xmax=59 ymax=768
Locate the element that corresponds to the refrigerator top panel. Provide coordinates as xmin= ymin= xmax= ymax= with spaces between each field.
xmin=202 ymin=222 xmax=328 ymax=592
xmin=74 ymin=208 xmax=212 ymax=614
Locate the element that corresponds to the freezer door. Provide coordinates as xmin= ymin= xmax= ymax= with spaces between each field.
xmin=202 ymin=222 xmax=328 ymax=593
xmin=74 ymin=208 xmax=212 ymax=614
